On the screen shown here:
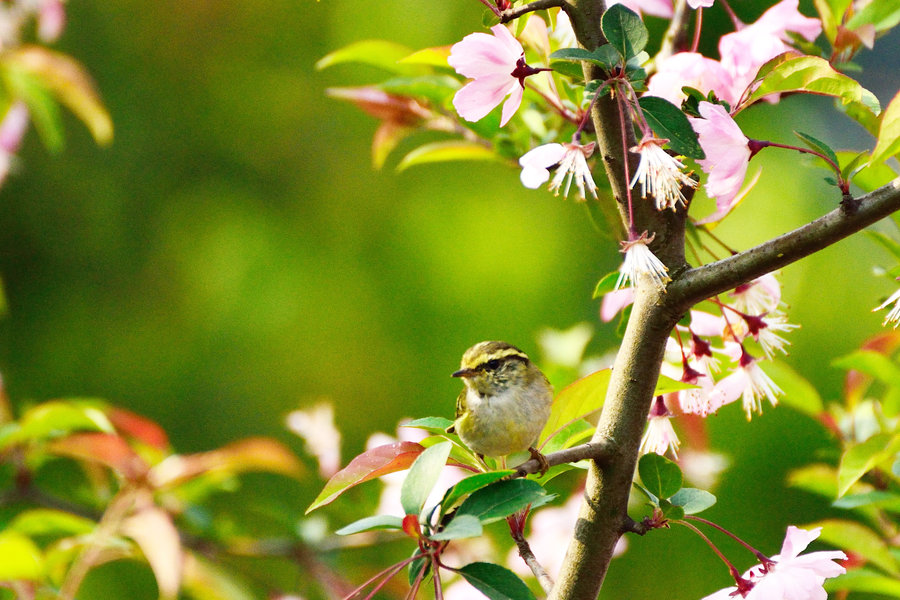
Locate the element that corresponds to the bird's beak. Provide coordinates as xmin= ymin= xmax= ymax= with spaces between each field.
xmin=452 ymin=368 xmax=476 ymax=378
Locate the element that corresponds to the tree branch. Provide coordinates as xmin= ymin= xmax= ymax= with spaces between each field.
xmin=514 ymin=439 xmax=613 ymax=476
xmin=669 ymin=178 xmax=900 ymax=311
xmin=500 ymin=0 xmax=569 ymax=23
xmin=511 ymin=531 xmax=556 ymax=593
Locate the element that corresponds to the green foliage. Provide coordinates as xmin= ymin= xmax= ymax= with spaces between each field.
xmin=638 ymin=453 xmax=683 ymax=500
xmin=456 ymin=562 xmax=537 ymax=600
xmin=871 ymin=91 xmax=900 ymax=165
xmin=600 ymin=5 xmax=648 ymax=62
xmin=306 ymin=441 xmax=424 ymax=513
xmin=744 ymin=54 xmax=877 ymax=109
xmin=401 ymin=441 xmax=453 ymax=515
xmin=638 ymin=96 xmax=705 ymax=159
xmin=456 ymin=479 xmax=554 ymax=524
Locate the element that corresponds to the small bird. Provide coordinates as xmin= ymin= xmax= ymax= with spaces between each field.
xmin=447 ymin=341 xmax=553 ymax=472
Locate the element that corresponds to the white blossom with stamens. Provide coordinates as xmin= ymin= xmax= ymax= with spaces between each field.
xmin=640 ymin=397 xmax=680 ymax=458
xmin=630 ymin=137 xmax=697 ymax=211
xmin=519 ymin=142 xmax=598 ymax=200
xmin=874 ymin=287 xmax=900 ymax=328
xmin=710 ymin=347 xmax=781 ymax=419
xmin=756 ymin=311 xmax=799 ymax=358
xmin=615 ymin=234 xmax=670 ymax=291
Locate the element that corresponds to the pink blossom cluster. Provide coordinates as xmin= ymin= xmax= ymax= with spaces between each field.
xmin=608 ymin=273 xmax=796 ymax=457
xmin=702 ymin=526 xmax=846 ymax=600
xmin=647 ymin=0 xmax=822 ymax=108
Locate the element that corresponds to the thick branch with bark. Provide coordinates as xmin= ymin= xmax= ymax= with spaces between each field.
xmin=541 ymin=2 xmax=900 ymax=600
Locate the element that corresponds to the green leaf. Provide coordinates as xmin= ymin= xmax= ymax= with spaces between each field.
xmin=396 ymin=141 xmax=498 ymax=171
xmin=8 ymin=509 xmax=95 ymax=538
xmin=399 ymin=46 xmax=452 ymax=69
xmin=794 ymin=130 xmax=839 ymax=170
xmin=1 ymin=65 xmax=64 ymax=152
xmin=632 ymin=481 xmax=659 ymax=506
xmin=550 ymin=46 xmax=620 ymax=70
xmin=408 ymin=553 xmax=430 ymax=586
xmin=456 ymin=479 xmax=553 ymax=525
xmin=5 ymin=47 xmax=113 ymax=146
xmin=846 ymin=0 xmax=900 ymax=32
xmin=305 ymin=441 xmax=424 ymax=513
xmin=401 ymin=441 xmax=452 ymax=516
xmin=601 ymin=4 xmax=648 ymax=61
xmin=745 ymin=54 xmax=872 ymax=108
xmin=660 ymin=498 xmax=684 ymax=520
xmin=316 ymin=40 xmax=423 ymax=75
xmin=832 ymin=350 xmax=900 ymax=387
xmin=837 ymin=433 xmax=900 ymax=497
xmin=813 ymin=518 xmax=900 ymax=576
xmin=429 ymin=514 xmax=483 ymax=541
xmin=638 ymin=96 xmax=705 ymax=159
xmin=764 ymin=360 xmax=825 ymax=418
xmin=440 ymin=471 xmax=516 ymax=513
xmin=840 ymin=151 xmax=898 ymax=193
xmin=871 ymin=91 xmax=900 ymax=165
xmin=1 ymin=400 xmax=114 ymax=450
xmin=457 ymin=562 xmax=537 ymax=600
xmin=669 ymin=488 xmax=717 ymax=515
xmin=402 ymin=416 xmax=455 ymax=434
xmin=539 ymin=369 xmax=610 ymax=446
xmin=833 ymin=490 xmax=900 ymax=510
xmin=540 ymin=419 xmax=593 ymax=454
xmin=867 ymin=231 xmax=900 ymax=263
xmin=335 ymin=515 xmax=404 ymax=536
xmin=638 ymin=453 xmax=683 ymax=499
xmin=592 ymin=272 xmax=620 ymax=299
xmin=380 ymin=75 xmax=459 ymax=105
xmin=0 ymin=531 xmax=43 ymax=581
xmin=826 ymin=568 xmax=900 ymax=598
xmin=787 ymin=463 xmax=838 ymax=499
xmin=654 ymin=374 xmax=698 ymax=395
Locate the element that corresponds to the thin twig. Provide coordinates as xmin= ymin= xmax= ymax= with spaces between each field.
xmin=512 ymin=530 xmax=555 ymax=593
xmin=670 ymin=178 xmax=900 ymax=310
xmin=500 ymin=0 xmax=568 ymax=23
xmin=514 ymin=439 xmax=614 ymax=476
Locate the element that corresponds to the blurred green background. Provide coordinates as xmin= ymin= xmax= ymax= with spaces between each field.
xmin=0 ymin=0 xmax=897 ymax=598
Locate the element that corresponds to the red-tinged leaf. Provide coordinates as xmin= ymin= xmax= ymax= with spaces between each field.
xmin=744 ymin=54 xmax=872 ymax=109
xmin=842 ymin=331 xmax=900 ymax=405
xmin=106 ymin=407 xmax=169 ymax=451
xmin=121 ymin=495 xmax=183 ymax=600
xmin=151 ymin=437 xmax=304 ymax=489
xmin=402 ymin=514 xmax=421 ymax=538
xmin=48 ymin=432 xmax=148 ymax=480
xmin=305 ymin=442 xmax=424 ymax=513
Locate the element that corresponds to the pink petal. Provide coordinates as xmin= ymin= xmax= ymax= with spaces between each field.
xmin=500 ymin=83 xmax=524 ymax=126
xmin=452 ymin=75 xmax=515 ymax=122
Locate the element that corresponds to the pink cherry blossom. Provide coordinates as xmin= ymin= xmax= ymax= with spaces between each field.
xmin=607 ymin=0 xmax=673 ymax=18
xmin=689 ymin=101 xmax=750 ymax=212
xmin=729 ymin=273 xmax=783 ymax=314
xmin=718 ymin=0 xmax=822 ymax=101
xmin=709 ymin=344 xmax=781 ymax=419
xmin=600 ymin=287 xmax=635 ymax=322
xmin=448 ymin=25 xmax=532 ymax=126
xmin=687 ymin=0 xmax=714 ymax=7
xmin=38 ymin=0 xmax=65 ymax=42
xmin=647 ymin=52 xmax=737 ymax=106
xmin=702 ymin=526 xmax=846 ymax=600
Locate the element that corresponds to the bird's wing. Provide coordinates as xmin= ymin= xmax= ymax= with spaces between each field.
xmin=454 ymin=388 xmax=467 ymax=421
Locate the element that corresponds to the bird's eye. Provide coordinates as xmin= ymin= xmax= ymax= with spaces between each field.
xmin=485 ymin=359 xmax=501 ymax=371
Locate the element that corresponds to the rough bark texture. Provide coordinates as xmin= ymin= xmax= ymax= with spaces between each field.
xmin=542 ymin=1 xmax=900 ymax=599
